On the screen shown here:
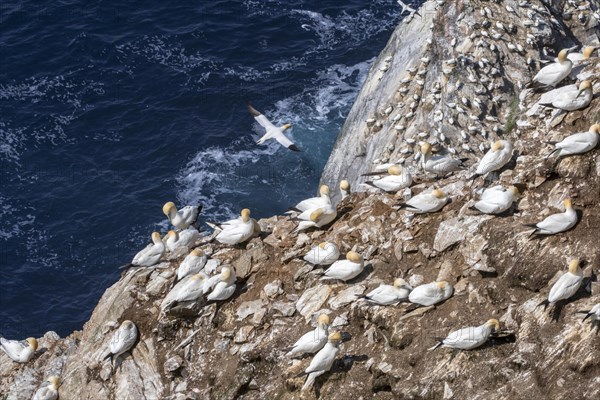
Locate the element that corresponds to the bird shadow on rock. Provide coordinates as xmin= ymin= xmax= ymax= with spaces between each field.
xmin=313 ymin=354 xmax=369 ymax=398
xmin=345 ymin=264 xmax=374 ymax=285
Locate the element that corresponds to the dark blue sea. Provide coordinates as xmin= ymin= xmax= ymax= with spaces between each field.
xmin=0 ymin=0 xmax=415 ymax=338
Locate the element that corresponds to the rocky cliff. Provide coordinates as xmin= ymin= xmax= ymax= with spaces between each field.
xmin=2 ymin=1 xmax=600 ymax=399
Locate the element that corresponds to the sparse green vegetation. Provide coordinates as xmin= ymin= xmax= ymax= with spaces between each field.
xmin=504 ymin=96 xmax=520 ymax=134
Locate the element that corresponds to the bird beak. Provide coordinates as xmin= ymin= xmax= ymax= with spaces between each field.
xmin=567 ymin=45 xmax=578 ymax=52
xmin=576 ymin=89 xmax=584 ymax=98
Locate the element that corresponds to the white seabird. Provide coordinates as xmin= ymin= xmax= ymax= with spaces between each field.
xmin=471 ymin=185 xmax=519 ymax=215
xmin=430 ymin=319 xmax=500 ymax=350
xmin=362 ymin=164 xmax=412 ymax=192
xmin=545 ymin=124 xmax=600 ymax=158
xmin=288 ymin=185 xmax=331 ymax=213
xmin=248 ymin=103 xmax=299 ymax=152
xmin=408 ymin=281 xmax=454 ymax=306
xmin=398 ymin=189 xmax=449 ymax=214
xmin=473 ymin=140 xmax=513 ymax=176
xmin=531 ymin=49 xmax=572 ymax=87
xmin=103 ymin=320 xmax=138 ymax=365
xmin=293 ymin=205 xmax=337 ymax=233
xmin=166 ymin=228 xmax=200 ymax=252
xmin=120 ymin=232 xmax=165 ymax=269
xmin=524 ymin=198 xmax=578 ymax=236
xmin=161 ymin=273 xmax=208 ymax=312
xmin=208 ymin=209 xmax=255 ymax=245
xmin=539 ymin=259 xmax=583 ymax=309
xmin=565 ymin=46 xmax=596 ymax=63
xmin=176 ymin=248 xmax=208 ymax=283
xmin=301 ymin=331 xmax=342 ymax=391
xmin=286 ymin=314 xmax=330 ymax=357
xmin=421 ymin=142 xmax=466 ymax=175
xmin=320 ymin=251 xmax=364 ymax=282
xmin=539 ymin=80 xmax=593 ymax=111
xmin=303 ymin=242 xmax=340 ymax=266
xmin=32 ymin=376 xmax=60 ymax=400
xmin=202 ymin=265 xmax=235 ymax=295
xmin=206 ymin=267 xmax=237 ymax=301
xmin=339 ymin=180 xmax=351 ymax=200
xmin=0 ymin=336 xmax=37 ymax=363
xmin=578 ymin=303 xmax=600 ymax=323
xmin=162 ymin=201 xmax=201 ymax=230
xmin=356 ymin=278 xmax=412 ymax=306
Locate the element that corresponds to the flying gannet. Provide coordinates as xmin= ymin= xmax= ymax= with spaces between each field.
xmin=208 ymin=209 xmax=256 ymax=245
xmin=303 ymin=242 xmax=340 ymax=266
xmin=538 ymin=259 xmax=583 ymax=310
xmin=545 ymin=124 xmax=600 ymax=158
xmin=356 ymin=278 xmax=412 ymax=306
xmin=103 ymin=320 xmax=138 ymax=365
xmin=539 ymin=80 xmax=593 ymax=111
xmin=530 ymin=49 xmax=572 ymax=88
xmin=248 ymin=103 xmax=299 ymax=152
xmin=362 ymin=164 xmax=412 ymax=193
xmin=0 ymin=336 xmax=37 ymax=363
xmin=162 ymin=201 xmax=202 ymax=230
xmin=120 ymin=232 xmax=165 ymax=269
xmin=32 ymin=376 xmax=60 ymax=400
xmin=300 ymin=331 xmax=343 ymax=391
xmin=286 ymin=314 xmax=330 ymax=357
xmin=408 ymin=281 xmax=454 ymax=306
xmin=524 ymin=199 xmax=578 ymax=236
xmin=420 ymin=142 xmax=466 ymax=175
xmin=473 ymin=140 xmax=513 ymax=177
xmin=398 ymin=189 xmax=450 ymax=214
xmin=470 ymin=185 xmax=519 ymax=215
xmin=175 ymin=249 xmax=208 ymax=283
xmin=430 ymin=319 xmax=500 ymax=350
xmin=320 ymin=251 xmax=364 ymax=282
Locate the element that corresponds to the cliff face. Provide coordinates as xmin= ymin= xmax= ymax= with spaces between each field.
xmin=2 ymin=1 xmax=600 ymax=399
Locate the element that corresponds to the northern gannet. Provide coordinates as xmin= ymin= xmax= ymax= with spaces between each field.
xmin=0 ymin=336 xmax=37 ymax=363
xmin=471 ymin=185 xmax=519 ymax=215
xmin=539 ymin=80 xmax=593 ymax=111
xmin=362 ymin=165 xmax=412 ymax=192
xmin=161 ymin=273 xmax=207 ymax=312
xmin=339 ymin=180 xmax=351 ymax=200
xmin=524 ymin=199 xmax=578 ymax=236
xmin=288 ymin=185 xmax=331 ymax=213
xmin=166 ymin=228 xmax=200 ymax=252
xmin=103 ymin=320 xmax=138 ymax=365
xmin=206 ymin=267 xmax=236 ymax=301
xmin=293 ymin=205 xmax=337 ymax=233
xmin=176 ymin=249 xmax=208 ymax=283
xmin=578 ymin=303 xmax=600 ymax=323
xmin=421 ymin=142 xmax=466 ymax=175
xmin=566 ymin=46 xmax=596 ymax=63
xmin=203 ymin=265 xmax=235 ymax=294
xmin=303 ymin=242 xmax=340 ymax=266
xmin=162 ymin=201 xmax=201 ymax=230
xmin=398 ymin=189 xmax=449 ymax=214
xmin=32 ymin=376 xmax=60 ymax=400
xmin=248 ymin=103 xmax=299 ymax=152
xmin=300 ymin=331 xmax=342 ymax=391
xmin=430 ymin=319 xmax=500 ymax=350
xmin=473 ymin=140 xmax=513 ymax=176
xmin=120 ymin=232 xmax=165 ymax=269
xmin=539 ymin=259 xmax=583 ymax=309
xmin=320 ymin=251 xmax=364 ymax=282
xmin=545 ymin=124 xmax=600 ymax=158
xmin=286 ymin=314 xmax=330 ymax=357
xmin=530 ymin=49 xmax=572 ymax=87
xmin=208 ymin=209 xmax=255 ymax=245
xmin=356 ymin=278 xmax=412 ymax=306
xmin=408 ymin=281 xmax=454 ymax=306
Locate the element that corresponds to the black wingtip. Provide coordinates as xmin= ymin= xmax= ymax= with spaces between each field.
xmin=288 ymin=144 xmax=301 ymax=152
xmin=287 ymin=207 xmax=301 ymax=213
xmin=537 ymin=299 xmax=550 ymax=311
xmin=119 ymin=263 xmax=134 ymax=270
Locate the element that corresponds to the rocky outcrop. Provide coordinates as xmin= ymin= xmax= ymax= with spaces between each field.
xmin=2 ymin=1 xmax=600 ymax=399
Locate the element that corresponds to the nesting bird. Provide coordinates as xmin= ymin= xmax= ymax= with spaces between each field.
xmin=362 ymin=164 xmax=412 ymax=192
xmin=524 ymin=199 xmax=578 ymax=236
xmin=103 ymin=320 xmax=138 ymax=366
xmin=470 ymin=185 xmax=519 ymax=215
xmin=539 ymin=80 xmax=593 ymax=111
xmin=566 ymin=46 xmax=597 ymax=63
xmin=286 ymin=314 xmax=330 ymax=357
xmin=431 ymin=319 xmax=500 ymax=350
xmin=120 ymin=232 xmax=165 ymax=269
xmin=473 ymin=140 xmax=513 ymax=177
xmin=175 ymin=248 xmax=208 ymax=283
xmin=208 ymin=209 xmax=256 ymax=245
xmin=408 ymin=281 xmax=454 ymax=306
xmin=530 ymin=49 xmax=572 ymax=88
xmin=356 ymin=278 xmax=412 ymax=306
xmin=545 ymin=124 xmax=600 ymax=158
xmin=166 ymin=228 xmax=200 ymax=252
xmin=420 ymin=142 xmax=466 ymax=175
xmin=293 ymin=205 xmax=337 ymax=233
xmin=32 ymin=376 xmax=60 ymax=400
xmin=300 ymin=331 xmax=343 ymax=391
xmin=288 ymin=185 xmax=331 ymax=213
xmin=303 ymin=242 xmax=340 ymax=266
xmin=248 ymin=103 xmax=299 ymax=151
xmin=206 ymin=267 xmax=237 ymax=301
xmin=161 ymin=273 xmax=207 ymax=313
xmin=398 ymin=189 xmax=449 ymax=214
xmin=320 ymin=251 xmax=364 ymax=282
xmin=538 ymin=259 xmax=583 ymax=310
xmin=162 ymin=201 xmax=201 ymax=230
xmin=0 ymin=336 xmax=37 ymax=363
xmin=339 ymin=180 xmax=351 ymax=200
